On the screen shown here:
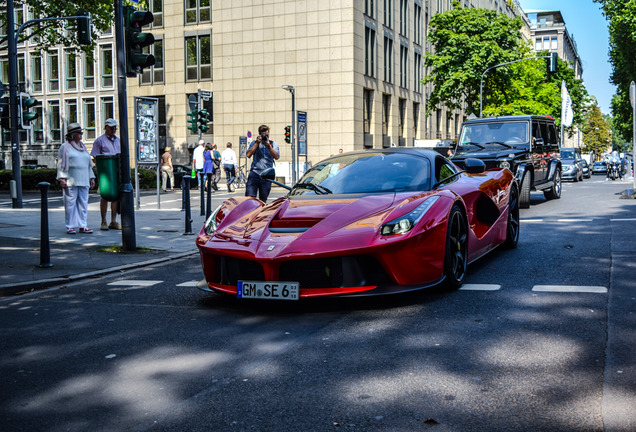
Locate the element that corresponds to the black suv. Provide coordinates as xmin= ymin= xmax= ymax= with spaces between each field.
xmin=451 ymin=115 xmax=562 ymax=208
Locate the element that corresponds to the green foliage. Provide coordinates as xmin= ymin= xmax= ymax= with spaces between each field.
xmin=581 ymin=104 xmax=612 ymax=157
xmin=424 ymin=1 xmax=526 ymax=116
xmin=594 ymin=0 xmax=636 ymax=141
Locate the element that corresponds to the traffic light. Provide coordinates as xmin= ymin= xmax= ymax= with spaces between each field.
xmin=124 ymin=5 xmax=155 ymax=77
xmin=76 ymin=10 xmax=92 ymax=45
xmin=284 ymin=125 xmax=291 ymax=143
xmin=187 ymin=110 xmax=198 ymax=133
xmin=547 ymin=52 xmax=558 ymax=74
xmin=198 ymin=109 xmax=210 ymax=133
xmin=19 ymin=92 xmax=39 ymax=129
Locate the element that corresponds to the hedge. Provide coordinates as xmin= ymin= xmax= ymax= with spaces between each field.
xmin=0 ymin=167 xmax=159 ymax=191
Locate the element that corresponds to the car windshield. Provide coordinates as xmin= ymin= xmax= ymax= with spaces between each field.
xmin=459 ymin=121 xmax=529 ymax=147
xmin=290 ymin=152 xmax=431 ymax=195
xmin=561 ymin=149 xmax=576 ymax=159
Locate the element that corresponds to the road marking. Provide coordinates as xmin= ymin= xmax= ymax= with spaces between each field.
xmin=532 ymin=285 xmax=607 ymax=293
xmin=460 ymin=284 xmax=501 ymax=291
xmin=107 ymin=280 xmax=162 ymax=287
xmin=557 ymin=218 xmax=594 ymax=222
xmin=520 ymin=219 xmax=544 ymax=223
xmin=610 ymin=218 xmax=636 ymax=222
xmin=176 ymin=281 xmax=199 ymax=287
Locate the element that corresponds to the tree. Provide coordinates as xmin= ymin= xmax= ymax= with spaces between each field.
xmin=582 ymin=103 xmax=612 ymax=159
xmin=424 ymin=1 xmax=527 ymax=117
xmin=0 ymin=1 xmax=135 ymax=56
xmin=594 ymin=0 xmax=636 ymax=141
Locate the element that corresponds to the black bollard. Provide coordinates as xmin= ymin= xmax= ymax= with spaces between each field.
xmin=181 ymin=173 xmax=186 ymax=211
xmin=38 ymin=182 xmax=53 ymax=268
xmin=200 ymin=172 xmax=205 ymax=216
xmin=183 ymin=176 xmax=193 ymax=235
xmin=206 ymin=173 xmax=213 ymax=219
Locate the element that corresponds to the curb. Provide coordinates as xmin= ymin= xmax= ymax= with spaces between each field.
xmin=0 ymin=250 xmax=199 ymax=299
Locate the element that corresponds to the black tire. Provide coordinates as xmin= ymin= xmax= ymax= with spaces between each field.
xmin=503 ymin=185 xmax=520 ymax=249
xmin=543 ymin=168 xmax=561 ymax=200
xmin=519 ymin=172 xmax=531 ymax=209
xmin=443 ymin=205 xmax=468 ymax=290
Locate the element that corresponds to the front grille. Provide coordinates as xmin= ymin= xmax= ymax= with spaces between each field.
xmin=279 ymin=255 xmax=389 ymax=289
xmin=213 ymin=256 xmax=265 ymax=285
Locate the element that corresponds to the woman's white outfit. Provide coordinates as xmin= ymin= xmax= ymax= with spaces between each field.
xmin=57 ymin=141 xmax=95 ymax=231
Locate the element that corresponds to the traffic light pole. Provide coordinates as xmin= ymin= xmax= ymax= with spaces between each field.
xmin=115 ymin=0 xmax=136 ymax=251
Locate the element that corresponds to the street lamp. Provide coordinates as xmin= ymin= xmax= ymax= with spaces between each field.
xmin=281 ymin=85 xmax=297 ymax=184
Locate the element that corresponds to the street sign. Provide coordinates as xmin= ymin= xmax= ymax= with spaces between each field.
xmin=630 ymin=81 xmax=635 ymax=108
xmin=297 ymin=111 xmax=307 ymax=157
xmin=199 ymin=89 xmax=212 ymax=101
xmin=188 ymin=94 xmax=198 ymax=111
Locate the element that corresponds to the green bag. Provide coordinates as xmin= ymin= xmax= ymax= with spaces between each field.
xmin=191 ymin=168 xmax=196 ymax=178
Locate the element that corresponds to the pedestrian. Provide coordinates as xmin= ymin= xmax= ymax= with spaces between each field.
xmin=246 ymin=124 xmax=280 ymax=202
xmin=212 ymin=144 xmax=222 ymax=186
xmin=221 ymin=142 xmax=238 ymax=192
xmin=91 ymin=118 xmax=122 ymax=231
xmin=203 ymin=143 xmax=218 ymax=191
xmin=161 ymin=147 xmax=174 ymax=192
xmin=57 ymin=123 xmax=96 ymax=234
xmin=192 ymin=139 xmax=205 ymax=189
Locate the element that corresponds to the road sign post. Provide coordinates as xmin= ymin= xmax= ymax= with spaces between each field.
xmin=630 ymin=81 xmax=635 ymax=190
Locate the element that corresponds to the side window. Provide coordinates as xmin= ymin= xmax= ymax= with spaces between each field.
xmin=436 ymin=157 xmax=457 ymax=183
xmin=539 ymin=121 xmax=549 ymax=143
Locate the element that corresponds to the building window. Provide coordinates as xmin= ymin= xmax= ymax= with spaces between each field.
xmin=150 ymin=0 xmax=164 ymax=28
xmin=400 ymin=45 xmax=408 ymax=88
xmin=66 ymin=99 xmax=78 ymax=126
xmin=48 ymin=52 xmax=59 ymax=92
xmin=49 ymin=100 xmax=61 ymax=142
xmin=382 ymin=94 xmax=391 ymax=136
xmin=365 ymin=0 xmax=375 ymax=18
xmin=398 ymin=98 xmax=406 ymax=138
xmin=414 ymin=52 xmax=422 ymax=93
xmin=100 ymin=45 xmax=114 ymax=88
xmin=399 ymin=0 xmax=408 ymax=37
xmin=83 ymin=98 xmax=96 ymax=140
xmin=141 ymin=38 xmax=164 ymax=85
xmin=185 ymin=34 xmax=211 ymax=82
xmin=384 ymin=37 xmax=393 ymax=84
xmin=535 ymin=37 xmax=542 ymax=50
xmin=384 ymin=0 xmax=392 ymax=28
xmin=436 ymin=108 xmax=442 ymax=139
xmin=413 ymin=102 xmax=420 ymax=138
xmin=17 ymin=54 xmax=26 ymax=92
xmin=364 ymin=89 xmax=373 ymax=135
xmin=31 ymin=54 xmax=42 ymax=93
xmin=32 ymin=106 xmax=44 ymax=143
xmin=365 ymin=26 xmax=376 ymax=78
xmin=65 ymin=51 xmax=77 ymax=92
xmin=414 ymin=2 xmax=422 ymax=45
xmin=185 ymin=0 xmax=211 ymax=25
xmin=101 ymin=97 xmax=114 ymax=123
xmin=83 ymin=53 xmax=95 ymax=89
xmin=551 ymin=36 xmax=558 ymax=50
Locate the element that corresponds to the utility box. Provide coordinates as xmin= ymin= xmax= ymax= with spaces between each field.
xmin=95 ymin=154 xmax=120 ymax=202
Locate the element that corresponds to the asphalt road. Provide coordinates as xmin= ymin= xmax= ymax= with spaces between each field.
xmin=1 ymin=175 xmax=635 ymax=432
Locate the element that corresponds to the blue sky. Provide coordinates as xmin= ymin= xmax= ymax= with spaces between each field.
xmin=518 ymin=0 xmax=615 ymax=115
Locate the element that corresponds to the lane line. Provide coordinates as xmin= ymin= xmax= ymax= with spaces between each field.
xmin=532 ymin=285 xmax=607 ymax=294
xmin=107 ymin=280 xmax=163 ymax=287
xmin=176 ymin=281 xmax=199 ymax=287
xmin=460 ymin=284 xmax=501 ymax=291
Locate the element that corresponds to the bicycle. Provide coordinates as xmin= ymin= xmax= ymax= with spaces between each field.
xmin=235 ymin=165 xmax=247 ymax=189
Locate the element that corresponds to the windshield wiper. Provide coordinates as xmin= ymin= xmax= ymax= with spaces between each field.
xmin=485 ymin=141 xmax=513 ymax=149
xmin=294 ymin=182 xmax=333 ymax=195
xmin=461 ymin=141 xmax=485 ymax=149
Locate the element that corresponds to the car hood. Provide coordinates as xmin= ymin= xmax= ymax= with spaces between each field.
xmin=208 ymin=192 xmax=444 ymax=258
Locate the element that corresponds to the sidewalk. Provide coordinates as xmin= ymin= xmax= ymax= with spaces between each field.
xmin=0 ymin=188 xmax=237 ymax=297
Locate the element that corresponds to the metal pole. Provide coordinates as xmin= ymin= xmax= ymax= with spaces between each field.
xmin=7 ymin=0 xmax=23 ymax=208
xmin=291 ymin=89 xmax=297 ymax=184
xmin=633 ymin=87 xmax=636 ymax=189
xmin=183 ymin=176 xmax=193 ymax=235
xmin=38 ymin=182 xmax=52 ymax=268
xmin=114 ymin=0 xmax=136 ymax=250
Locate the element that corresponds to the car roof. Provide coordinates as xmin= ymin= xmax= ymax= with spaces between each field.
xmin=333 ymin=147 xmax=440 ymax=162
xmin=461 ymin=115 xmax=555 ymax=124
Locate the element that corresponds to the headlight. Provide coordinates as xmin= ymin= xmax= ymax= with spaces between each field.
xmin=204 ymin=205 xmax=223 ymax=235
xmin=381 ymin=196 xmax=440 ymax=236
xmin=498 ymin=159 xmax=511 ymax=169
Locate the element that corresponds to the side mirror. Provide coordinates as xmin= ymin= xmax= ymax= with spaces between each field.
xmin=260 ymin=167 xmax=276 ymax=180
xmin=464 ymin=158 xmax=486 ymax=174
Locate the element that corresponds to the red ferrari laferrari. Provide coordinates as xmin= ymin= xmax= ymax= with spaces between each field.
xmin=196 ymin=149 xmax=519 ymax=300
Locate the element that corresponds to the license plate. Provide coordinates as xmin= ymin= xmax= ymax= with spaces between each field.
xmin=237 ymin=281 xmax=299 ymax=300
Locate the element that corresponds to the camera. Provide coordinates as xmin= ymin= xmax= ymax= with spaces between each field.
xmin=260 ymin=134 xmax=269 ymax=143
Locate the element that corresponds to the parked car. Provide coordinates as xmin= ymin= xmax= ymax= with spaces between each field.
xmin=591 ymin=161 xmax=608 ymax=175
xmin=451 ymin=115 xmax=561 ymax=208
xmin=580 ymin=159 xmax=591 ymax=178
xmin=196 ymin=148 xmax=519 ymax=300
xmin=560 ymin=148 xmax=584 ymax=182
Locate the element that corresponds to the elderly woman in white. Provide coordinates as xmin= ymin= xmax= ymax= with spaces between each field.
xmin=57 ymin=123 xmax=96 ymax=234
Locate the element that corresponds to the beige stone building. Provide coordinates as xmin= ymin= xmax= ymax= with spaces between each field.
xmin=2 ymin=0 xmax=530 ymax=179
